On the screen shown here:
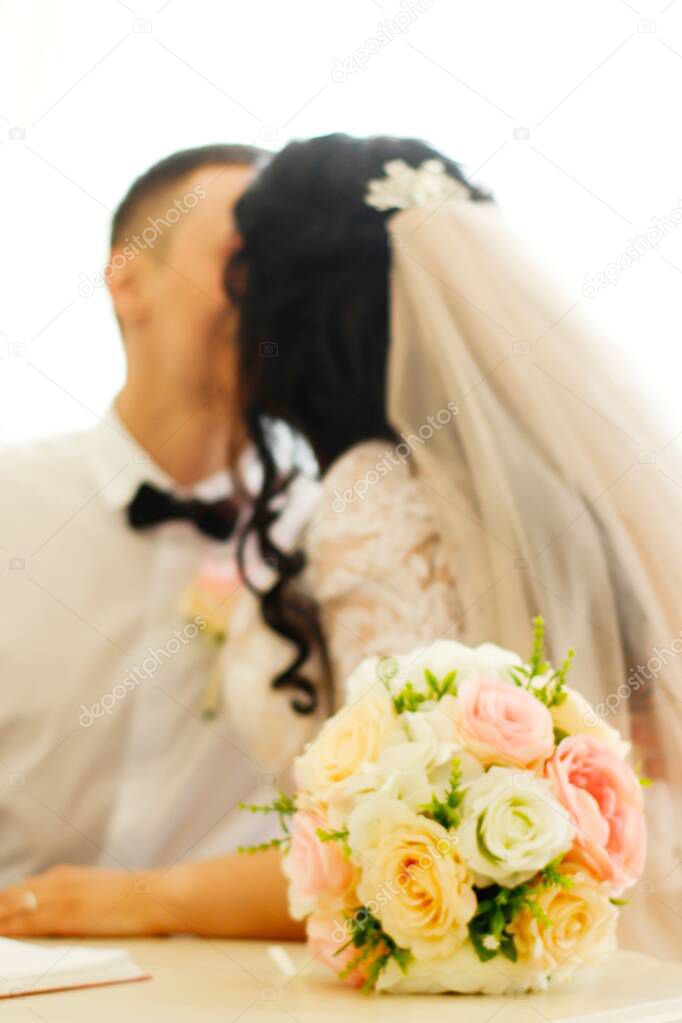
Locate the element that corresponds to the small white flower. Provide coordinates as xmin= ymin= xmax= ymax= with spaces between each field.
xmin=365 ymin=158 xmax=469 ymax=212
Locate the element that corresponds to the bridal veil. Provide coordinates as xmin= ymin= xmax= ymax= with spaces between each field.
xmin=387 ymin=199 xmax=682 ymax=955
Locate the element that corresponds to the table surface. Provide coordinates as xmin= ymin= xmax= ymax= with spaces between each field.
xmin=6 ymin=939 xmax=682 ymax=1022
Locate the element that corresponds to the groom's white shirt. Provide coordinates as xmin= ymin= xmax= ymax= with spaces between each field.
xmin=0 ymin=409 xmax=273 ymax=885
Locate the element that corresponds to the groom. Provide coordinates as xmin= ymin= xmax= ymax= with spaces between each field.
xmin=0 ymin=144 xmax=275 ymax=924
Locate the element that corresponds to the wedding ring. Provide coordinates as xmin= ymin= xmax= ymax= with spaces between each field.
xmin=20 ymin=889 xmax=38 ymax=912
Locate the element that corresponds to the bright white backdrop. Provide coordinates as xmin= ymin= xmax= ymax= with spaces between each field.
xmin=2 ymin=0 xmax=682 ymax=443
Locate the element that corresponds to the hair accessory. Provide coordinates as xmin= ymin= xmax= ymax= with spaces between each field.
xmin=365 ymin=158 xmax=469 ymax=212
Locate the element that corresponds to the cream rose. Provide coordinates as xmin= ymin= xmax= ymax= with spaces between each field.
xmin=551 ymin=687 xmax=630 ymax=758
xmin=459 ymin=767 xmax=574 ymax=887
xmin=295 ymin=685 xmax=401 ymax=795
xmin=348 ymin=796 xmax=476 ymax=960
xmin=508 ymin=863 xmax=618 ymax=978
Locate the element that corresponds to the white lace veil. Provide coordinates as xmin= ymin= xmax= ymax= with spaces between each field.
xmin=386 ymin=198 xmax=682 ymax=956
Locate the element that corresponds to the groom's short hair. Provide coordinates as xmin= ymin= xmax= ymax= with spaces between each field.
xmin=110 ymin=143 xmax=267 ymax=247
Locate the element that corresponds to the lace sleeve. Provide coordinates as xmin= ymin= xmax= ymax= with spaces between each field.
xmin=303 ymin=441 xmax=463 ymax=700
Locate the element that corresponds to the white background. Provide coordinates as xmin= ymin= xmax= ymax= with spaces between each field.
xmin=2 ymin=0 xmax=682 ymax=444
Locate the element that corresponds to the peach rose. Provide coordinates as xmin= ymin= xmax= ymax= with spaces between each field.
xmin=508 ymin=863 xmax=618 ymax=976
xmin=546 ymin=734 xmax=645 ymax=893
xmin=286 ymin=812 xmax=356 ymax=908
xmin=306 ymin=915 xmax=384 ymax=987
xmin=453 ymin=676 xmax=555 ymax=768
xmin=349 ymin=797 xmax=476 ymax=960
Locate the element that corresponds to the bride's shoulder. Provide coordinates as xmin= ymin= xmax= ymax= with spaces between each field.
xmin=302 ymin=440 xmax=454 ymax=609
xmin=306 ymin=439 xmax=438 ymax=558
xmin=318 ymin=439 xmax=426 ymax=516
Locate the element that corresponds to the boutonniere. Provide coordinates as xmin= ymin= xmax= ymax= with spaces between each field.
xmin=182 ymin=558 xmax=244 ymax=719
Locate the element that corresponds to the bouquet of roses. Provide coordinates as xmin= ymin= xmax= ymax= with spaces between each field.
xmin=241 ymin=620 xmax=647 ymax=994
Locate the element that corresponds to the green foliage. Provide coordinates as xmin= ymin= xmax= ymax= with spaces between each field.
xmin=337 ymin=909 xmax=412 ymax=992
xmin=469 ymin=858 xmax=574 ymax=963
xmin=540 ymin=857 xmax=574 ymax=889
xmin=510 ymin=616 xmax=575 ymax=709
xmin=392 ymin=681 xmax=428 ymax=714
xmin=392 ymin=668 xmax=457 ymax=713
xmin=237 ymin=791 xmax=297 ymax=854
xmin=237 ymin=836 xmax=290 ymax=855
xmin=420 ymin=758 xmax=465 ymax=830
xmin=316 ymin=827 xmax=351 ymax=857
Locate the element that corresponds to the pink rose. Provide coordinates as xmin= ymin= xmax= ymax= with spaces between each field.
xmin=288 ymin=813 xmax=355 ymax=902
xmin=306 ymin=915 xmax=381 ymax=987
xmin=183 ymin=558 xmax=242 ymax=637
xmin=454 ymin=676 xmax=555 ymax=768
xmin=546 ymin=734 xmax=645 ymax=893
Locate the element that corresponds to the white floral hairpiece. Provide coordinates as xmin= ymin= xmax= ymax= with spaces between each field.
xmin=364 ymin=158 xmax=469 ymax=212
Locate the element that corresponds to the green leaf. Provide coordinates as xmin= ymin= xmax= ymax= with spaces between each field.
xmin=336 ymin=908 xmax=413 ymax=992
xmin=420 ymin=758 xmax=465 ymax=830
xmin=392 ymin=668 xmax=457 ymax=713
xmin=238 ymin=791 xmax=297 ymax=817
xmin=392 ymin=680 xmax=428 ymax=714
xmin=237 ymin=836 xmax=290 ymax=854
xmin=468 ymin=860 xmax=573 ymax=965
xmin=237 ymin=791 xmax=297 ymax=848
xmin=316 ymin=827 xmax=351 ymax=857
xmin=511 ymin=618 xmax=575 ymax=709
xmin=540 ymin=857 xmax=573 ymax=890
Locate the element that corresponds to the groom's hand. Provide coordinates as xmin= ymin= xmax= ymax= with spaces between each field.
xmin=0 ymin=865 xmax=178 ymax=936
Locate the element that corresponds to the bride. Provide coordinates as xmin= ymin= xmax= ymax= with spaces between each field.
xmin=2 ymin=134 xmax=680 ymax=957
xmin=222 ymin=134 xmax=682 ymax=959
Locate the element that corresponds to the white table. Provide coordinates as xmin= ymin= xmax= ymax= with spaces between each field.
xmin=7 ymin=939 xmax=682 ymax=1022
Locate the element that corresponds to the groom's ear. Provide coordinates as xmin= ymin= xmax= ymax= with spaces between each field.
xmin=107 ymin=248 xmax=147 ymax=327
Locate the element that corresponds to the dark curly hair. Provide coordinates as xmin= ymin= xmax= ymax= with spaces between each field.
xmin=227 ymin=133 xmax=490 ymax=714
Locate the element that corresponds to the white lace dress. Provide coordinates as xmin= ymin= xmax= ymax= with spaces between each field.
xmin=221 ymin=441 xmax=463 ymax=772
xmin=303 ymin=440 xmax=462 ymax=683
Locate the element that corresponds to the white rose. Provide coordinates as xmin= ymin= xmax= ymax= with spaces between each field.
xmin=404 ymin=704 xmax=484 ymax=791
xmin=551 ymin=687 xmax=630 ymax=758
xmin=348 ymin=796 xmax=476 ymax=960
xmin=459 ymin=767 xmax=574 ymax=887
xmin=343 ymin=655 xmax=388 ymax=702
xmin=387 ymin=641 xmax=523 ymax=698
xmin=294 ymin=684 xmax=401 ymax=795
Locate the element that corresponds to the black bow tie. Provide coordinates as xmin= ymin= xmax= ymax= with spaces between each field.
xmin=127 ymin=482 xmax=239 ymax=541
